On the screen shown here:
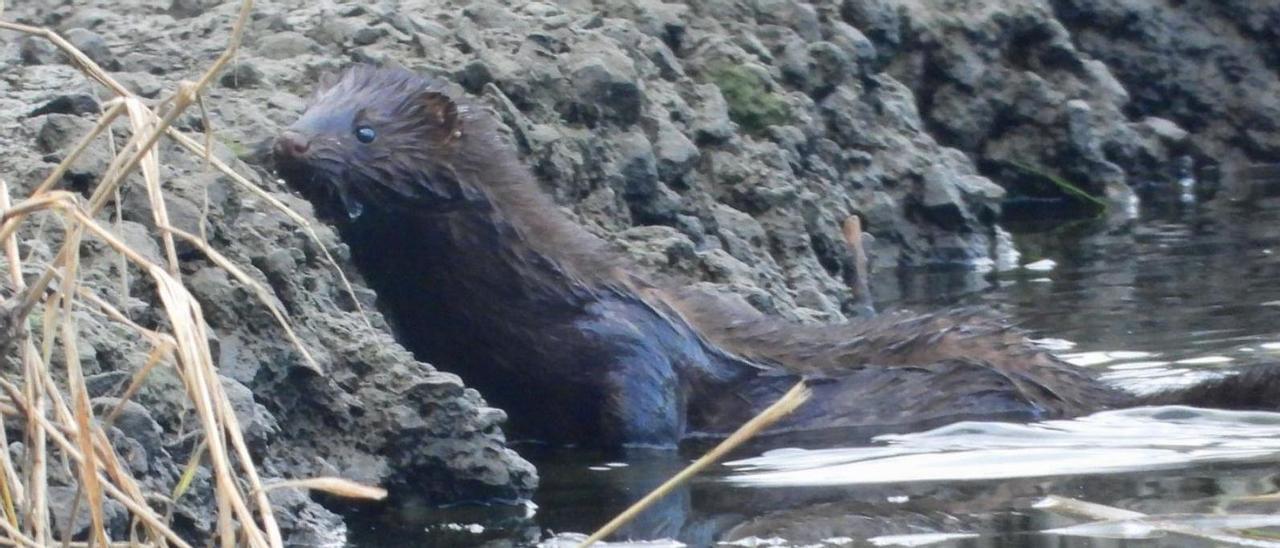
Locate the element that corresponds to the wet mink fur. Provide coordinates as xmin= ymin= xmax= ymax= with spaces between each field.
xmin=273 ymin=65 xmax=1280 ymax=448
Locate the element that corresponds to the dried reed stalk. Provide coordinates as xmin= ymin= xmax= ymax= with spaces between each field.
xmin=578 ymin=381 xmax=812 ymax=547
xmin=0 ymin=1 xmax=385 ymax=546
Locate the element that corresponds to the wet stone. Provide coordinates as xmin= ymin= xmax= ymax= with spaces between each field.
xmin=919 ymin=165 xmax=973 ymax=231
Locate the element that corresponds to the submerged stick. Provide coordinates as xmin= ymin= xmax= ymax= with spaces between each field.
xmin=578 ymin=381 xmax=813 ymax=547
xmin=1037 ymin=496 xmax=1276 ymax=547
xmin=841 ymin=215 xmax=874 ymax=315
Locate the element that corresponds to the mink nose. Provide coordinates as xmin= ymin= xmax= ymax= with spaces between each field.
xmin=273 ymin=131 xmax=310 ymax=160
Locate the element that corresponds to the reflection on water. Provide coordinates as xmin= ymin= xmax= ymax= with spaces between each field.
xmin=346 ymin=195 xmax=1280 ymax=546
xmin=726 ymin=407 xmax=1280 ymax=486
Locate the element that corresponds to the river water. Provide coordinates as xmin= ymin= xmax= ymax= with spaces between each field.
xmin=346 ymin=190 xmax=1280 ymax=547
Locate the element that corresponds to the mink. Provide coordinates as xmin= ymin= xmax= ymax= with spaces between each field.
xmin=273 ymin=65 xmax=1279 ymax=448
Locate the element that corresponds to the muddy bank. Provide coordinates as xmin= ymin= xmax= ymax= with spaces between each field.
xmin=0 ymin=0 xmax=1275 ymax=544
xmin=1048 ymin=0 xmax=1280 ymax=189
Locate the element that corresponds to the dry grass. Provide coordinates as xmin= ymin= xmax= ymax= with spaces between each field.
xmin=0 ymin=1 xmax=384 ymax=546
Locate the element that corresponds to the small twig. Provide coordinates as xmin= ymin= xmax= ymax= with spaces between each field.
xmin=1038 ymin=496 xmax=1278 ymax=547
xmin=122 ymin=97 xmax=181 ymax=277
xmin=841 ymin=215 xmax=874 ymax=315
xmin=0 ymin=180 xmax=26 ymax=527
xmin=260 ymin=477 xmax=387 ymax=501
xmin=578 ymin=381 xmax=813 ymax=547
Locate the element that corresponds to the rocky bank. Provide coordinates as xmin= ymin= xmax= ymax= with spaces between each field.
xmin=0 ymin=0 xmax=1275 ymax=544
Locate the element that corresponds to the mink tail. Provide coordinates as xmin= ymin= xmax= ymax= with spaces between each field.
xmin=664 ymin=284 xmax=1280 ymax=423
xmin=1138 ymin=362 xmax=1280 ymax=411
xmin=665 ymin=287 xmax=1132 ymax=418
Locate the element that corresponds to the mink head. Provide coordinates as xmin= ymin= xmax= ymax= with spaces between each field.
xmin=273 ymin=65 xmax=477 ymax=223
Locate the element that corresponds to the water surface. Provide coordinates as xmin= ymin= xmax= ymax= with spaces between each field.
xmin=347 ymin=192 xmax=1280 ymax=547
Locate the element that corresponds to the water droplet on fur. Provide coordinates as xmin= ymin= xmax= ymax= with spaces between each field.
xmin=346 ymin=198 xmax=364 ymax=220
xmin=336 ymin=187 xmax=363 ymax=220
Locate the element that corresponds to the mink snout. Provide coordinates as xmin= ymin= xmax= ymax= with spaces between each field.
xmin=273 ymin=130 xmax=310 ymax=161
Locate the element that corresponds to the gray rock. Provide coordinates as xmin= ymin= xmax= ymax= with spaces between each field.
xmin=19 ymin=36 xmax=60 ymax=65
xmin=568 ymin=51 xmax=644 ymax=126
xmin=219 ymin=376 xmax=280 ymax=454
xmin=697 ymin=248 xmax=761 ymax=286
xmin=827 ymin=21 xmax=877 ymax=70
xmin=312 ymin=17 xmax=363 ymax=47
xmin=626 ymin=0 xmax=691 ymax=48
xmin=1065 ymin=99 xmax=1097 ymax=154
xmin=615 ymin=130 xmax=660 ymax=199
xmin=653 ymin=119 xmax=699 ymax=182
xmin=352 ymin=25 xmax=389 ymax=47
xmin=752 ymin=0 xmax=821 ymax=41
xmin=779 ymin=38 xmax=816 ymax=92
xmin=186 ymin=266 xmax=243 ymax=329
xmin=111 ymin=71 xmax=165 ymax=98
xmin=34 ymin=113 xmax=111 ymax=191
xmin=853 ymin=0 xmax=1185 ymax=199
xmin=119 ymin=188 xmax=206 ymax=257
xmin=220 ymin=60 xmax=265 ymax=89
xmin=617 ymin=225 xmax=699 ymax=275
xmin=48 ymin=485 xmax=129 ymax=541
xmin=690 ymin=83 xmax=734 ymax=143
xmin=91 ymin=397 xmax=164 ymax=455
xmin=34 ymin=113 xmax=92 ymax=154
xmin=63 ymin=28 xmax=119 ymax=71
xmin=1053 ymin=0 xmax=1280 ymax=167
xmin=169 ymin=0 xmax=224 ymax=18
xmin=919 ymin=167 xmax=971 ymax=231
xmin=29 ymin=94 xmax=99 ymax=117
xmin=62 ymin=8 xmax=114 ymax=31
xmin=107 ymin=425 xmax=153 ymax=476
xmin=256 ymin=32 xmax=321 ymax=60
xmin=841 ymin=0 xmax=902 ymax=60
xmin=268 ymin=488 xmax=347 ymax=547
xmin=806 ymin=41 xmax=852 ymax=96
xmin=1081 ymin=59 xmax=1130 ymax=106
xmin=1140 ymin=116 xmax=1189 ymax=144
xmin=85 ymin=371 xmax=130 ymax=398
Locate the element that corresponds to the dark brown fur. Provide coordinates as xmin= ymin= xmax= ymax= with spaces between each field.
xmin=273 ymin=65 xmax=1277 ymax=448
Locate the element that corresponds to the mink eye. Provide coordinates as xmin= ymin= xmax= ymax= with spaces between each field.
xmin=354 ymin=126 xmax=376 ymax=144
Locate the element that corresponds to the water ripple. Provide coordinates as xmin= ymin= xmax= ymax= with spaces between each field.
xmin=725 ymin=406 xmax=1280 ymax=487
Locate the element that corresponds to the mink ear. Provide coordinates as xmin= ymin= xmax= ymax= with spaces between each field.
xmin=307 ymin=71 xmax=345 ymax=105
xmin=419 ymin=91 xmax=462 ymax=142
